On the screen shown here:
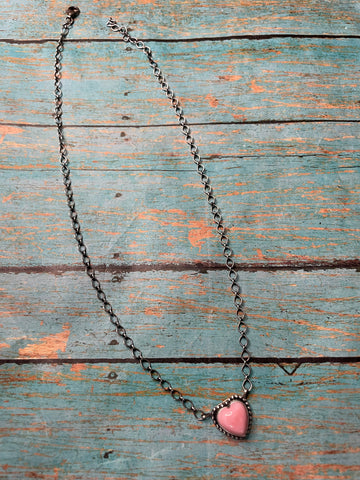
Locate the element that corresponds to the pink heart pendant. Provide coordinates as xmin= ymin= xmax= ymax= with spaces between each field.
xmin=212 ymin=395 xmax=252 ymax=439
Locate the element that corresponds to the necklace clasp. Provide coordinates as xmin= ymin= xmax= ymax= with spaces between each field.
xmin=66 ymin=6 xmax=80 ymax=19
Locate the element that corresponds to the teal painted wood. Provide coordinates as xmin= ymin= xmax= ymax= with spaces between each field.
xmin=1 ymin=161 xmax=358 ymax=267
xmin=2 ymin=0 xmax=360 ymax=39
xmin=1 ymin=38 xmax=359 ymax=125
xmin=2 ymin=123 xmax=358 ymax=269
xmin=0 ymin=362 xmax=359 ymax=479
xmin=0 ymin=269 xmax=358 ymax=359
xmin=1 ymin=0 xmax=359 ymax=478
xmin=1 ymin=122 xmax=359 ymax=170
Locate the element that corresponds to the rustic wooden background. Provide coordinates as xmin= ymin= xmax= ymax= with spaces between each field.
xmin=1 ymin=0 xmax=359 ymax=478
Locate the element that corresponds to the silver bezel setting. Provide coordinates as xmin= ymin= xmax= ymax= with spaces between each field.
xmin=212 ymin=394 xmax=252 ymax=440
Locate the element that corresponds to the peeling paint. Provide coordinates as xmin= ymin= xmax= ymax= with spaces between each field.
xmin=18 ymin=323 xmax=71 ymax=358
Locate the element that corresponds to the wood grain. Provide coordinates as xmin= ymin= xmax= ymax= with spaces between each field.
xmin=1 ymin=122 xmax=359 ymax=170
xmin=1 ymin=38 xmax=359 ymax=125
xmin=2 ymin=169 xmax=359 ymax=267
xmin=0 ymin=362 xmax=359 ymax=479
xmin=2 ymin=124 xmax=358 ymax=268
xmin=0 ymin=269 xmax=358 ymax=360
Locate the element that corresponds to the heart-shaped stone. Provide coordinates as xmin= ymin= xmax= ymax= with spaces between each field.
xmin=213 ymin=396 xmax=251 ymax=439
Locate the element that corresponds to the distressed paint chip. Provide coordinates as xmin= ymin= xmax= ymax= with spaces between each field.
xmin=188 ymin=220 xmax=213 ymax=250
xmin=70 ymin=363 xmax=87 ymax=373
xmin=0 ymin=125 xmax=23 ymax=145
xmin=18 ymin=323 xmax=71 ymax=358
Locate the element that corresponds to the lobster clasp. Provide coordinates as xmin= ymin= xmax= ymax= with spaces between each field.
xmin=107 ymin=17 xmax=117 ymax=28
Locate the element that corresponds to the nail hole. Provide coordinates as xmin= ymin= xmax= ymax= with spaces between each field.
xmin=104 ymin=450 xmax=114 ymax=459
xmin=111 ymin=275 xmax=123 ymax=283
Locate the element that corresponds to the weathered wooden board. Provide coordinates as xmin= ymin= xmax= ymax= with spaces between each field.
xmin=1 ymin=162 xmax=358 ymax=266
xmin=0 ymin=269 xmax=358 ymax=359
xmin=2 ymin=0 xmax=360 ymax=39
xmin=0 ymin=362 xmax=359 ymax=479
xmin=1 ymin=122 xmax=359 ymax=170
xmin=1 ymin=38 xmax=359 ymax=125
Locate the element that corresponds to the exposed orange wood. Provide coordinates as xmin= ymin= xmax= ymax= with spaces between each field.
xmin=18 ymin=323 xmax=71 ymax=358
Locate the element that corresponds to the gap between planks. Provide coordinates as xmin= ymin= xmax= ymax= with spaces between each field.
xmin=1 ymin=260 xmax=359 ymax=275
xmin=2 ymin=119 xmax=360 ymax=128
xmin=1 ymin=356 xmax=359 ymax=366
xmin=1 ymin=33 xmax=360 ymax=45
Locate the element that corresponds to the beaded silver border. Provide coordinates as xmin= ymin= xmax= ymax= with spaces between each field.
xmin=212 ymin=394 xmax=252 ymax=440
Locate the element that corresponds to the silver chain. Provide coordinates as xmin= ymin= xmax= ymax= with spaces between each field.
xmin=54 ymin=6 xmax=252 ymax=422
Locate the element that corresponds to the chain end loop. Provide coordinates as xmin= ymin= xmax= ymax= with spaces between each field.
xmin=66 ymin=6 xmax=80 ymax=19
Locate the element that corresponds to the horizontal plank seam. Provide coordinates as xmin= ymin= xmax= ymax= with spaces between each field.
xmin=1 ymin=160 xmax=358 ymax=174
xmin=0 ymin=356 xmax=359 ymax=365
xmin=1 ymin=34 xmax=360 ymax=45
xmin=1 ymin=120 xmax=360 ymax=129
xmin=1 ymin=260 xmax=359 ymax=275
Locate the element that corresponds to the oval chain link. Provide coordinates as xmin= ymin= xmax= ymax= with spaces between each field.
xmin=54 ymin=8 xmax=252 ymax=422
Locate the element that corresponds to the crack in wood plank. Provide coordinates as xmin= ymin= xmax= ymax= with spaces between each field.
xmin=1 ymin=356 xmax=359 ymax=365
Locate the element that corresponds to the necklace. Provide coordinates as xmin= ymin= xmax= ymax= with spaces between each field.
xmin=54 ymin=6 xmax=253 ymax=440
